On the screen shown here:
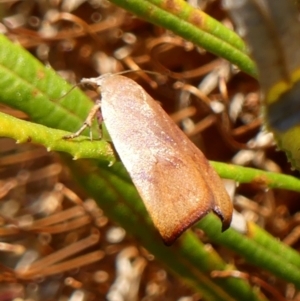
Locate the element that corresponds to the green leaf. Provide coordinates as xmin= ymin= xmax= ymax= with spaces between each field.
xmin=108 ymin=0 xmax=258 ymax=77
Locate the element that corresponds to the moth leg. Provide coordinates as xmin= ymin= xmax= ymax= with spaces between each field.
xmin=95 ymin=100 xmax=104 ymax=139
xmin=64 ymin=100 xmax=101 ymax=140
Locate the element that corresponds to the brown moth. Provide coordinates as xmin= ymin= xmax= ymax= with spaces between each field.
xmin=66 ymin=74 xmax=233 ymax=245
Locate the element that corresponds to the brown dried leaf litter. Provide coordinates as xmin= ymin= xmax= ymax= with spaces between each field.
xmin=0 ymin=0 xmax=299 ymax=300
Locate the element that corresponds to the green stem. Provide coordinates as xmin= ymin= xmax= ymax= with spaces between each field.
xmin=109 ymin=0 xmax=257 ymax=77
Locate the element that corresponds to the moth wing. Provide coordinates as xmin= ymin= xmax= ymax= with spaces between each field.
xmin=140 ymin=153 xmax=215 ymax=244
xmin=100 ymin=75 xmax=232 ymax=244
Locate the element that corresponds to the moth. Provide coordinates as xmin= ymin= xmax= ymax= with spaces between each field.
xmin=65 ymin=74 xmax=233 ymax=245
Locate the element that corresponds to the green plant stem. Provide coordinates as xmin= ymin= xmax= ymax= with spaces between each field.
xmin=109 ymin=0 xmax=257 ymax=77
xmin=211 ymin=161 xmax=300 ymax=192
xmin=1 ymin=111 xmax=300 ymax=195
xmin=199 ymin=215 xmax=300 ymax=289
